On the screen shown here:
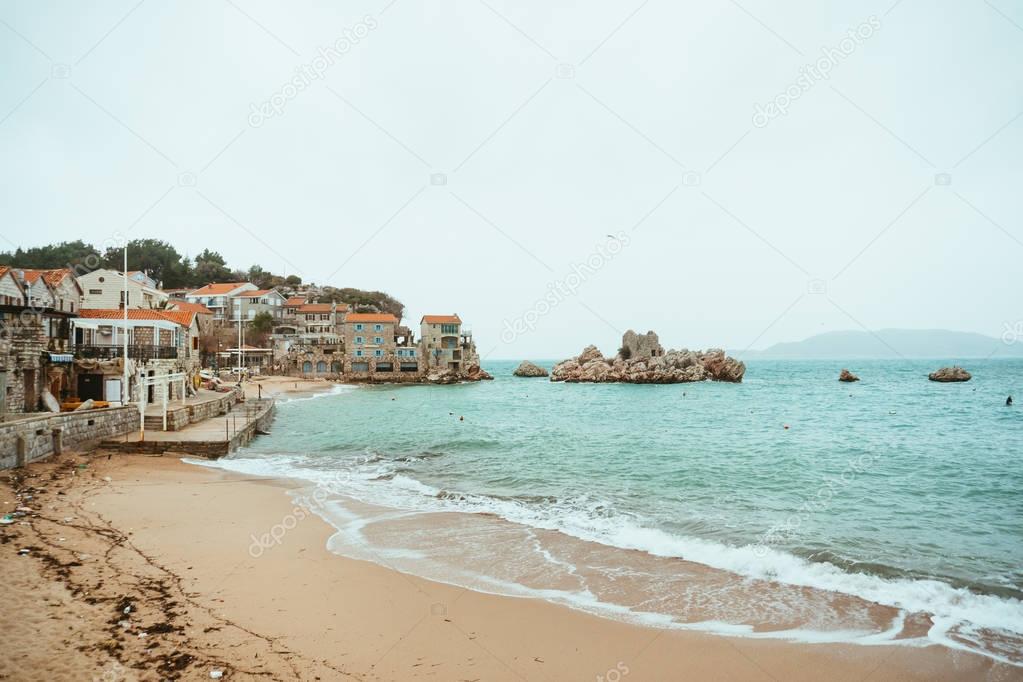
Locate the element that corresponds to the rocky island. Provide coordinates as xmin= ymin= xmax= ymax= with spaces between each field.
xmin=551 ymin=330 xmax=745 ymax=384
xmin=839 ymin=369 xmax=860 ymax=382
xmin=513 ymin=361 xmax=549 ymax=377
xmin=928 ymin=366 xmax=971 ymax=382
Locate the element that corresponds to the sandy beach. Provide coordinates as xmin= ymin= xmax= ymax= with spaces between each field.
xmin=241 ymin=375 xmax=341 ymax=401
xmin=1 ymin=449 xmax=1013 ymax=682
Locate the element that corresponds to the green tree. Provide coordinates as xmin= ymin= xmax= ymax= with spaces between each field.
xmin=192 ymin=249 xmax=232 ymax=284
xmin=250 ymin=311 xmax=275 ymax=335
xmin=0 ymin=240 xmax=100 ymax=268
xmin=103 ymin=239 xmax=190 ymax=288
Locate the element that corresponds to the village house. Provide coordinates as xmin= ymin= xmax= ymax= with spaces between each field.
xmin=72 ymin=309 xmax=201 ymax=404
xmin=185 ymin=282 xmax=257 ymax=321
xmin=78 ymin=268 xmax=169 ymax=310
xmin=0 ymin=268 xmax=83 ymax=416
xmin=230 ymin=288 xmax=286 ymax=323
xmin=420 ymin=314 xmax=473 ymax=373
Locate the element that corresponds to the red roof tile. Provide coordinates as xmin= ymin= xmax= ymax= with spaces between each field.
xmin=421 ymin=314 xmax=461 ymax=325
xmin=79 ymin=309 xmax=196 ymax=326
xmin=347 ymin=313 xmax=398 ymax=324
xmin=298 ymin=303 xmax=333 ymax=313
xmin=188 ymin=282 xmax=253 ymax=296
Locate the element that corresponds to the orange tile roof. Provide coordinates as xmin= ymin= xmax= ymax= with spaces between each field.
xmin=240 ymin=289 xmax=277 ymax=297
xmin=346 ymin=313 xmax=398 ymax=324
xmin=188 ymin=282 xmax=252 ymax=296
xmin=167 ymin=301 xmax=213 ymax=315
xmin=284 ymin=296 xmax=306 ymax=306
xmin=79 ymin=309 xmax=196 ymax=327
xmin=298 ymin=303 xmax=333 ymax=313
xmin=421 ymin=314 xmax=461 ymax=325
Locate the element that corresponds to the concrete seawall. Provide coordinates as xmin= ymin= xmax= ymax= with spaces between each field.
xmin=101 ymin=398 xmax=276 ymax=458
xmin=1 ymin=406 xmax=140 ymax=469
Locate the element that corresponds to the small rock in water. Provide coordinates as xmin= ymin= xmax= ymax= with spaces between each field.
xmin=928 ymin=366 xmax=971 ymax=382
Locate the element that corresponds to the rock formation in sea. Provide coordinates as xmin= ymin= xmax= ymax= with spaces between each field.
xmin=839 ymin=369 xmax=860 ymax=382
xmin=465 ymin=363 xmax=494 ymax=381
xmin=427 ymin=363 xmax=493 ymax=384
xmin=513 ymin=360 xmax=549 ymax=377
xmin=928 ymin=366 xmax=971 ymax=382
xmin=550 ymin=331 xmax=745 ymax=384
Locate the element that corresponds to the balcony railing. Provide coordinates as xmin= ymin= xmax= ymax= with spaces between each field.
xmin=75 ymin=344 xmax=178 ymax=360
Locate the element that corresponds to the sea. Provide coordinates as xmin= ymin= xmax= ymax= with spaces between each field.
xmin=194 ymin=359 xmax=1023 ymax=666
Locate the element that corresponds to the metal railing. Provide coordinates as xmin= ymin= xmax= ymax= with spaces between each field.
xmin=75 ymin=344 xmax=178 ymax=360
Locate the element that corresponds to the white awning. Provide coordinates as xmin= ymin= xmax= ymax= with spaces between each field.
xmin=72 ymin=318 xmax=180 ymax=331
xmin=48 ymin=353 xmax=74 ymax=362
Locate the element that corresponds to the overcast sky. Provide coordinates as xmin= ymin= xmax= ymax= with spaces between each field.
xmin=1 ymin=0 xmax=1021 ymax=358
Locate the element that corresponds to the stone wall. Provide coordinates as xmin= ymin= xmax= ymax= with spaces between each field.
xmin=0 ymin=405 xmax=140 ymax=469
xmin=143 ymin=389 xmax=238 ymax=431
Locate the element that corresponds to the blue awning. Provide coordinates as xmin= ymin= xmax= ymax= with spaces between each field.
xmin=48 ymin=353 xmax=74 ymax=363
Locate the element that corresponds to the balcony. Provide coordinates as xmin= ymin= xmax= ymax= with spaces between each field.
xmin=75 ymin=344 xmax=178 ymax=360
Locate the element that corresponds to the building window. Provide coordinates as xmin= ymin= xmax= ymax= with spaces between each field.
xmin=89 ymin=289 xmax=102 ymax=295
xmin=355 ymin=350 xmax=363 ymax=357
xmin=374 ymin=336 xmax=383 ymax=344
xmin=355 ymin=323 xmax=363 ymax=331
xmin=374 ymin=350 xmax=383 ymax=357
xmin=355 ymin=336 xmax=363 ymax=344
xmin=374 ymin=324 xmax=382 ymax=332
xmin=441 ymin=324 xmax=458 ymax=334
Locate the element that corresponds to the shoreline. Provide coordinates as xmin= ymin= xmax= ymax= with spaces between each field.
xmin=1 ymin=452 xmax=1012 ymax=681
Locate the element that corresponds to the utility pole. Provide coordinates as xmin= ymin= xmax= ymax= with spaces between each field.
xmin=122 ymin=244 xmax=129 ymax=406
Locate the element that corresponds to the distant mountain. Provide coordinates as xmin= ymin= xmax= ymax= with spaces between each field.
xmin=735 ymin=329 xmax=1023 ymax=360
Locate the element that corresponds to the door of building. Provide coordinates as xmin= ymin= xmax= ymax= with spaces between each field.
xmin=77 ymin=374 xmax=103 ymax=401
xmin=23 ymin=369 xmax=36 ymax=411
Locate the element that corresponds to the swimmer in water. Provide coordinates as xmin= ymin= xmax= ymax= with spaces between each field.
xmin=1008 ymin=396 xmax=1014 ymax=406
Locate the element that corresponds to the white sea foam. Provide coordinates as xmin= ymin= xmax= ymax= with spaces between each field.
xmin=275 ymin=383 xmax=355 ymax=404
xmin=191 ymin=455 xmax=1023 ymax=665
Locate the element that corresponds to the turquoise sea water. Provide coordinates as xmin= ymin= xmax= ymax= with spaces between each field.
xmin=201 ymin=359 xmax=1023 ymax=664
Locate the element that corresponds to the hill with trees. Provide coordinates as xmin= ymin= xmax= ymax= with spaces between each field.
xmin=0 ymin=239 xmax=403 ymax=318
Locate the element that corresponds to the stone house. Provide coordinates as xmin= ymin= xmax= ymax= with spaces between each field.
xmin=78 ymin=268 xmax=169 ymax=310
xmin=343 ymin=312 xmax=400 ymax=376
xmin=0 ymin=268 xmax=83 ymax=416
xmin=420 ymin=315 xmax=474 ymax=372
xmin=73 ymin=309 xmax=201 ymax=404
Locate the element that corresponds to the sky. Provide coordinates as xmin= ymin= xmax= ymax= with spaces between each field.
xmin=1 ymin=0 xmax=1021 ymax=359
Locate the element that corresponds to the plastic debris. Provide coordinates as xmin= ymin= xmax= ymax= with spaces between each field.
xmin=17 ymin=548 xmax=30 ymax=555
xmin=0 ymin=515 xmax=14 ymax=525
xmin=210 ymin=671 xmax=224 ymax=679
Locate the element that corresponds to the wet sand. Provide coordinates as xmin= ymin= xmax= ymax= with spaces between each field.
xmin=0 ymin=452 xmax=1014 ymax=681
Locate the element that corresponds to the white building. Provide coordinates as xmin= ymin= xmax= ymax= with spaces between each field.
xmin=185 ymin=282 xmax=257 ymax=321
xmin=78 ymin=269 xmax=168 ymax=310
